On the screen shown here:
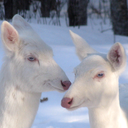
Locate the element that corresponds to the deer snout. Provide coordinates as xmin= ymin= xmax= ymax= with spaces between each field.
xmin=61 ymin=97 xmax=73 ymax=108
xmin=61 ymin=81 xmax=71 ymax=90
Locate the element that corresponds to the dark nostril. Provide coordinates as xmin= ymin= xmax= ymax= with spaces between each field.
xmin=68 ymin=98 xmax=73 ymax=105
xmin=61 ymin=81 xmax=71 ymax=90
xmin=61 ymin=97 xmax=73 ymax=108
xmin=61 ymin=81 xmax=66 ymax=87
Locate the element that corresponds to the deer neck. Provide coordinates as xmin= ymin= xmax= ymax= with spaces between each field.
xmin=0 ymin=64 xmax=41 ymax=128
xmin=88 ymin=93 xmax=127 ymax=128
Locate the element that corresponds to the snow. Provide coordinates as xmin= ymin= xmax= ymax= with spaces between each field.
xmin=0 ymin=18 xmax=128 ymax=128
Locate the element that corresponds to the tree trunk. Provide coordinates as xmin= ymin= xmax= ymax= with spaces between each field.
xmin=4 ymin=0 xmax=13 ymax=19
xmin=110 ymin=0 xmax=128 ymax=36
xmin=12 ymin=0 xmax=17 ymax=16
xmin=68 ymin=0 xmax=89 ymax=26
xmin=41 ymin=0 xmax=56 ymax=17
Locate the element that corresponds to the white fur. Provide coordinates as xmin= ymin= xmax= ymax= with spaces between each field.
xmin=62 ymin=31 xmax=128 ymax=128
xmin=0 ymin=14 xmax=69 ymax=128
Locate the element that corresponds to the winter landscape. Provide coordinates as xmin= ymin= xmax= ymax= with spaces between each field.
xmin=0 ymin=16 xmax=128 ymax=128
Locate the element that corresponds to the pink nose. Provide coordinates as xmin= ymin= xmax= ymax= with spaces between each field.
xmin=61 ymin=97 xmax=73 ymax=108
xmin=61 ymin=81 xmax=71 ymax=90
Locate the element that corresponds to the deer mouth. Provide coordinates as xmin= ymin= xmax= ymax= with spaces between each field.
xmin=68 ymin=98 xmax=91 ymax=110
xmin=43 ymin=79 xmax=65 ymax=92
xmin=67 ymin=101 xmax=85 ymax=111
xmin=50 ymin=83 xmax=65 ymax=92
xmin=51 ymin=85 xmax=65 ymax=92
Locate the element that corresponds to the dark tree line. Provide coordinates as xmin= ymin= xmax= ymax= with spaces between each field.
xmin=2 ymin=0 xmax=128 ymax=36
xmin=68 ymin=0 xmax=128 ymax=36
xmin=4 ymin=0 xmax=31 ymax=19
xmin=4 ymin=0 xmax=89 ymax=26
xmin=3 ymin=0 xmax=57 ymax=19
xmin=110 ymin=0 xmax=128 ymax=36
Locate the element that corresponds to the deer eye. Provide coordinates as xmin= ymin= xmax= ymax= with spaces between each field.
xmin=97 ymin=73 xmax=104 ymax=78
xmin=28 ymin=56 xmax=36 ymax=62
xmin=93 ymin=71 xmax=105 ymax=80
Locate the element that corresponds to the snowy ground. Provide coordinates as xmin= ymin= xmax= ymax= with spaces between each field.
xmin=0 ymin=18 xmax=128 ymax=128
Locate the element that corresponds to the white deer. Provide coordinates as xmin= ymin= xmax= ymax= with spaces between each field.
xmin=0 ymin=14 xmax=71 ymax=128
xmin=61 ymin=30 xmax=128 ymax=128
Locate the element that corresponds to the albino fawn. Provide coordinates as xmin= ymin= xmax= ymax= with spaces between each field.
xmin=0 ymin=14 xmax=71 ymax=128
xmin=61 ymin=31 xmax=128 ymax=128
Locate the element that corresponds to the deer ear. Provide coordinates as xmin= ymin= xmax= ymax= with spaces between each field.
xmin=1 ymin=21 xmax=19 ymax=52
xmin=107 ymin=42 xmax=127 ymax=73
xmin=69 ymin=30 xmax=97 ymax=61
xmin=12 ymin=14 xmax=32 ymax=31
